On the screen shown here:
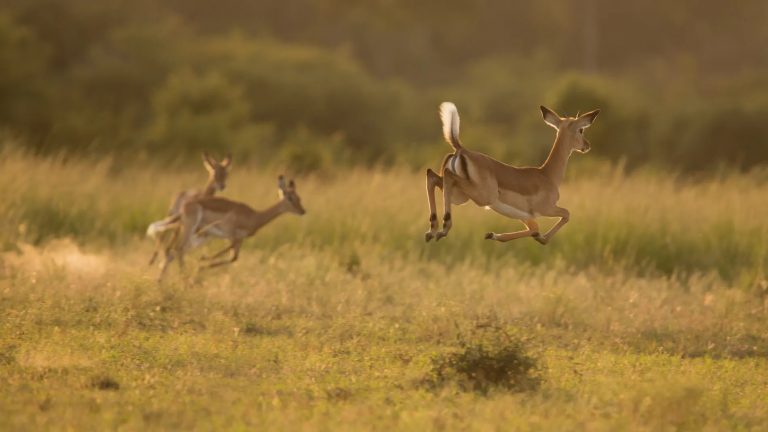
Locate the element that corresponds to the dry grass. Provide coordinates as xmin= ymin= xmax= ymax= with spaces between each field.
xmin=1 ymin=151 xmax=767 ymax=430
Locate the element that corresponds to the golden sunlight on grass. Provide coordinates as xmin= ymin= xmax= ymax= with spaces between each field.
xmin=0 ymin=153 xmax=767 ymax=430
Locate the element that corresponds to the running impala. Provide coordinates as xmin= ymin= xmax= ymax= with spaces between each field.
xmin=425 ymin=102 xmax=599 ymax=244
xmin=155 ymin=175 xmax=305 ymax=281
xmin=147 ymin=152 xmax=232 ymax=265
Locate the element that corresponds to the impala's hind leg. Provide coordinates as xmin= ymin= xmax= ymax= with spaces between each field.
xmin=148 ymin=230 xmax=170 ymax=266
xmin=486 ymin=219 xmax=540 ymax=242
xmin=156 ymin=230 xmax=181 ymax=282
xmin=157 ymin=250 xmax=174 ymax=282
xmin=169 ymin=205 xmax=202 ymax=277
xmin=435 ymin=171 xmax=466 ymax=241
xmin=148 ymin=247 xmax=159 ymax=266
xmin=533 ymin=206 xmax=570 ymax=245
xmin=425 ymin=168 xmax=443 ymax=242
xmin=150 ymin=229 xmax=176 ymax=266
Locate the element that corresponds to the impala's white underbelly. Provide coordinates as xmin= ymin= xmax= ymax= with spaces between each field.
xmin=485 ymin=201 xmax=532 ymax=220
xmin=203 ymin=226 xmax=228 ymax=238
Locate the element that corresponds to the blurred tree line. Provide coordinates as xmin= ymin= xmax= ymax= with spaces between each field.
xmin=0 ymin=0 xmax=767 ymax=171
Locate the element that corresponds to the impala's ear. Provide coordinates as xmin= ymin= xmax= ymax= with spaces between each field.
xmin=202 ymin=152 xmax=215 ymax=171
xmin=575 ymin=109 xmax=600 ymax=129
xmin=540 ymin=106 xmax=562 ymax=129
xmin=220 ymin=152 xmax=232 ymax=168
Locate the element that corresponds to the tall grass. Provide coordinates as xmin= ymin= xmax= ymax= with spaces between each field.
xmin=1 ymin=150 xmax=766 ymax=285
xmin=1 ymin=151 xmax=768 ymax=429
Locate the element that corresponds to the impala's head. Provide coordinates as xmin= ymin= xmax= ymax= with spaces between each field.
xmin=278 ymin=175 xmax=306 ymax=215
xmin=202 ymin=152 xmax=232 ymax=191
xmin=540 ymin=106 xmax=600 ymax=154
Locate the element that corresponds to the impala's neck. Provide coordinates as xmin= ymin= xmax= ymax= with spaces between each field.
xmin=201 ymin=178 xmax=217 ymax=196
xmin=248 ymin=201 xmax=288 ymax=233
xmin=540 ymin=132 xmax=574 ymax=186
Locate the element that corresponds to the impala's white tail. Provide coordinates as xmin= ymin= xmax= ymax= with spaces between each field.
xmin=439 ymin=102 xmax=462 ymax=150
xmin=146 ymin=215 xmax=180 ymax=239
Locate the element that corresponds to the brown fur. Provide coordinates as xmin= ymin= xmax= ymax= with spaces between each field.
xmin=425 ymin=103 xmax=599 ymax=244
xmin=148 ymin=153 xmax=231 ymax=266
xmin=156 ymin=176 xmax=305 ymax=281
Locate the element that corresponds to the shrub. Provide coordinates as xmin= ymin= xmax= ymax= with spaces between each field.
xmin=654 ymin=102 xmax=768 ymax=171
xmin=89 ymin=374 xmax=120 ymax=391
xmin=147 ymin=69 xmax=251 ymax=155
xmin=425 ymin=324 xmax=541 ymax=395
xmin=196 ymin=35 xmax=399 ymax=161
xmin=0 ymin=14 xmax=50 ymax=136
xmin=275 ymin=127 xmax=348 ymax=174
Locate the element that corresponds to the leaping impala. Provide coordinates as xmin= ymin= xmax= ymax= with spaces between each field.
xmin=156 ymin=175 xmax=305 ymax=281
xmin=425 ymin=102 xmax=599 ymax=244
xmin=147 ymin=152 xmax=232 ymax=265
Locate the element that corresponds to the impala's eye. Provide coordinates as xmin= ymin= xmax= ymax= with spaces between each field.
xmin=578 ymin=128 xmax=584 ymax=135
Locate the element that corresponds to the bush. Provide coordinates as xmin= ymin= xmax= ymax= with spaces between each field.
xmin=654 ymin=102 xmax=768 ymax=171
xmin=275 ymin=127 xmax=348 ymax=174
xmin=0 ymin=14 xmax=50 ymax=136
xmin=33 ymin=18 xmax=190 ymax=153
xmin=196 ymin=35 xmax=400 ymax=162
xmin=425 ymin=323 xmax=541 ymax=395
xmin=148 ymin=69 xmax=251 ymax=155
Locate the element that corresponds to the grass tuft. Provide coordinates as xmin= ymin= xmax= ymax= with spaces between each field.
xmin=89 ymin=375 xmax=120 ymax=391
xmin=426 ymin=323 xmax=541 ymax=395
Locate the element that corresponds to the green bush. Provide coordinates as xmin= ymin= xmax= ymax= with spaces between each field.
xmin=0 ymin=14 xmax=50 ymax=136
xmin=426 ymin=324 xmax=541 ymax=395
xmin=19 ymin=197 xmax=99 ymax=244
xmin=40 ymin=19 xmax=190 ymax=153
xmin=148 ymin=70 xmax=251 ymax=155
xmin=655 ymin=102 xmax=768 ymax=171
xmin=196 ymin=35 xmax=400 ymax=162
xmin=275 ymin=127 xmax=348 ymax=174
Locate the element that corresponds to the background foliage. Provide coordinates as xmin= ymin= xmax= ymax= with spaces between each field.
xmin=0 ymin=0 xmax=767 ymax=171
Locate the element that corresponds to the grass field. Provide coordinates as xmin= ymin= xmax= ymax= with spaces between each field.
xmin=1 ymin=151 xmax=768 ymax=430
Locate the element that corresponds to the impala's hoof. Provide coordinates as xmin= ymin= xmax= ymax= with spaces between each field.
xmin=435 ymin=231 xmax=448 ymax=241
xmin=485 ymin=232 xmax=495 ymax=240
xmin=425 ymin=232 xmax=434 ymax=242
xmin=532 ymin=233 xmax=546 ymax=245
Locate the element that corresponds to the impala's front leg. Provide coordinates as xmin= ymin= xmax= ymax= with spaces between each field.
xmin=435 ymin=172 xmax=457 ymax=241
xmin=424 ymin=168 xmax=443 ymax=242
xmin=534 ymin=206 xmax=570 ymax=245
xmin=486 ymin=219 xmax=540 ymax=242
xmin=205 ymin=240 xmax=242 ymax=268
xmin=200 ymin=244 xmax=233 ymax=261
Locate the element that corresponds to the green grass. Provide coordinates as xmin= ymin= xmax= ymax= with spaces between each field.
xmin=1 ymin=151 xmax=767 ymax=430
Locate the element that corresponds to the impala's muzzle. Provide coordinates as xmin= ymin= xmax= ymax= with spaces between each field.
xmin=579 ymin=138 xmax=592 ymax=153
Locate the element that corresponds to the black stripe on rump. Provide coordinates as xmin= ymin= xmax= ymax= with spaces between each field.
xmin=459 ymin=154 xmax=470 ymax=182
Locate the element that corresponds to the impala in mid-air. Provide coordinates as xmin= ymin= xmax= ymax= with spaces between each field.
xmin=154 ymin=176 xmax=305 ymax=281
xmin=147 ymin=152 xmax=232 ymax=266
xmin=424 ymin=102 xmax=599 ymax=244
